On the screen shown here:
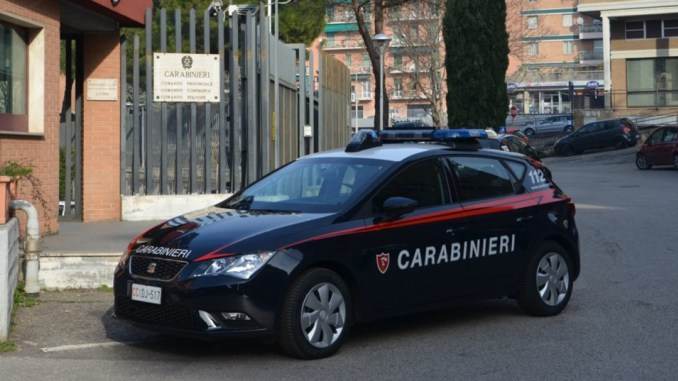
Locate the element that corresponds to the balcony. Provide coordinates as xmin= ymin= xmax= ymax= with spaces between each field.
xmin=579 ymin=24 xmax=603 ymax=40
xmin=324 ymin=39 xmax=365 ymax=51
xmin=327 ymin=12 xmax=371 ymax=24
xmin=390 ymin=90 xmax=425 ymax=100
xmin=350 ymin=65 xmax=372 ymax=76
xmin=579 ymin=51 xmax=603 ymax=65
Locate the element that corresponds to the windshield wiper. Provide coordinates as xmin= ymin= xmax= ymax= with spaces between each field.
xmin=228 ymin=195 xmax=254 ymax=210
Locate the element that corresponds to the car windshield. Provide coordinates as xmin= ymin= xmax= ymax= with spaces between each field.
xmin=219 ymin=158 xmax=391 ymax=213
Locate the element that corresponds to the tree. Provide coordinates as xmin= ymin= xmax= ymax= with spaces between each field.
xmin=389 ymin=0 xmax=446 ymax=127
xmin=338 ymin=0 xmax=415 ymax=130
xmin=279 ymin=0 xmax=327 ymax=45
xmin=444 ymin=0 xmax=508 ymax=129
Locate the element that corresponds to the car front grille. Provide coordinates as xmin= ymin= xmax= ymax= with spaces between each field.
xmin=115 ymin=296 xmax=196 ymax=329
xmin=130 ymin=256 xmax=187 ymax=281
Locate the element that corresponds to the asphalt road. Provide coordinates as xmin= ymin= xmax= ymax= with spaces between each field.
xmin=2 ymin=147 xmax=677 ymax=380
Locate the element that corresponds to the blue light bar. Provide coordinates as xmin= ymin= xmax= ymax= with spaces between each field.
xmin=431 ymin=129 xmax=488 ymax=141
xmin=346 ymin=128 xmax=489 ymax=152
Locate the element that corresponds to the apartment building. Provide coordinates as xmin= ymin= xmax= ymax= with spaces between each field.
xmin=314 ymin=1 xmax=446 ymax=129
xmin=508 ymin=0 xmax=605 ymax=115
xmin=578 ymin=0 xmax=678 ymax=113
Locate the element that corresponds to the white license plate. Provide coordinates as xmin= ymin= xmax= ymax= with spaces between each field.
xmin=131 ymin=284 xmax=162 ymax=305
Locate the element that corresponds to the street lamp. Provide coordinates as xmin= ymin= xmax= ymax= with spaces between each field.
xmin=371 ymin=33 xmax=391 ymax=131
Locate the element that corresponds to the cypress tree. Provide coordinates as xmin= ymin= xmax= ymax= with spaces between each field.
xmin=443 ymin=0 xmax=509 ymax=129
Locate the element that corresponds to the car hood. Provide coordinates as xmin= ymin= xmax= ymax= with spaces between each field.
xmin=131 ymin=206 xmax=333 ymax=261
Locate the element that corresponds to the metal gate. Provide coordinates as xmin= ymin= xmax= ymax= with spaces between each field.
xmin=59 ymin=37 xmax=83 ymax=220
xmin=121 ymin=5 xmax=351 ymax=197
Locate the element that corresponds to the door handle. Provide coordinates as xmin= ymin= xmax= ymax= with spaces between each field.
xmin=516 ymin=215 xmax=534 ymax=223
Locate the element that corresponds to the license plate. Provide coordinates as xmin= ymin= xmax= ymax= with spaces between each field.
xmin=131 ymin=284 xmax=162 ymax=305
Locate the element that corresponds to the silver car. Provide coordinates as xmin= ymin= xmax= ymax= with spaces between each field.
xmin=521 ymin=115 xmax=574 ymax=136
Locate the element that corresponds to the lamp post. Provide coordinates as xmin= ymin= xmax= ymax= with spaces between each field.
xmin=371 ymin=33 xmax=391 ymax=131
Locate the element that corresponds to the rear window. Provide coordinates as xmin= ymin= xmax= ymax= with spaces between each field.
xmin=447 ymin=157 xmax=515 ymax=202
xmin=505 ymin=160 xmax=527 ymax=180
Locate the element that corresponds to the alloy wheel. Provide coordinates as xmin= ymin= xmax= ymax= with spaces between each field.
xmin=300 ymin=282 xmax=346 ymax=348
xmin=536 ymin=252 xmax=570 ymax=306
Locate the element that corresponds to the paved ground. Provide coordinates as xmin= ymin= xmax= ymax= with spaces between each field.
xmin=43 ymin=221 xmax=162 ymax=254
xmin=1 ymin=147 xmax=677 ymax=380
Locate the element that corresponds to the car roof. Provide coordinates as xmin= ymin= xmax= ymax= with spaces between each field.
xmin=301 ymin=143 xmax=526 ymax=163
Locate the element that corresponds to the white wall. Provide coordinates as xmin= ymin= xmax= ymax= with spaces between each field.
xmin=121 ymin=194 xmax=232 ymax=221
xmin=0 ymin=218 xmax=20 ymax=341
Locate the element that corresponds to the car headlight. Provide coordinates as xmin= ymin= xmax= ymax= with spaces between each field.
xmin=117 ymin=250 xmax=131 ymax=270
xmin=190 ymin=252 xmax=276 ymax=279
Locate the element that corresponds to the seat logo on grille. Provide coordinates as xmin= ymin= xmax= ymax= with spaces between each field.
xmin=147 ymin=262 xmax=157 ymax=274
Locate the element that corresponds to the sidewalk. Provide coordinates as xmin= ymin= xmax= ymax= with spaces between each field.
xmin=39 ymin=221 xmax=160 ymax=290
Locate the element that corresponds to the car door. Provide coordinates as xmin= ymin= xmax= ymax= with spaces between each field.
xmin=445 ymin=155 xmax=529 ymax=296
xmin=645 ymin=128 xmax=666 ymax=165
xmin=538 ymin=117 xmax=554 ymax=134
xmin=657 ymin=128 xmax=678 ymax=165
xmin=355 ymin=157 xmax=459 ymax=314
xmin=572 ymin=123 xmax=594 ymax=151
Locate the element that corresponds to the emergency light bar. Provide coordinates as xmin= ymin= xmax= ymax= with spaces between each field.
xmin=345 ymin=129 xmax=489 ymax=152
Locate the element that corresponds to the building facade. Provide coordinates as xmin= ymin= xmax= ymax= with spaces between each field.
xmin=578 ymin=0 xmax=678 ymax=114
xmin=507 ymin=0 xmax=605 ymax=115
xmin=0 ymin=0 xmax=149 ymax=232
xmin=314 ymin=1 xmax=447 ymax=129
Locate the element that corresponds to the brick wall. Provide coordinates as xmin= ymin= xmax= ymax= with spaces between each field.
xmin=82 ymin=33 xmax=121 ymax=222
xmin=0 ymin=0 xmax=61 ymax=234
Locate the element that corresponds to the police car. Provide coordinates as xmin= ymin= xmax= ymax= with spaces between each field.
xmin=114 ymin=129 xmax=580 ymax=359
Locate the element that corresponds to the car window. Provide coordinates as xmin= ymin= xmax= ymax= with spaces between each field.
xmin=578 ymin=124 xmax=593 ymax=134
xmin=221 ymin=158 xmax=390 ymax=213
xmin=662 ymin=128 xmax=678 ymax=143
xmin=505 ymin=160 xmax=527 ymax=181
xmin=372 ymin=159 xmax=447 ymax=212
xmin=604 ymin=120 xmax=620 ymax=130
xmin=447 ymin=157 xmax=516 ymax=202
xmin=648 ymin=129 xmax=665 ymax=144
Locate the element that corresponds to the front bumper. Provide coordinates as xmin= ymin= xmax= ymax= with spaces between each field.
xmin=113 ymin=257 xmax=295 ymax=338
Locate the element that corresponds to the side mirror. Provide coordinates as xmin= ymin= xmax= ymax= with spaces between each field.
xmin=382 ymin=197 xmax=418 ymax=220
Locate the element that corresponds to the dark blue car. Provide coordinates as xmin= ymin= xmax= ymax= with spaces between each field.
xmin=115 ymin=129 xmax=580 ymax=359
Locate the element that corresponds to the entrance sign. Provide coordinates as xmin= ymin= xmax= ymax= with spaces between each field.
xmin=153 ymin=53 xmax=220 ymax=103
xmin=86 ymin=79 xmax=118 ymax=101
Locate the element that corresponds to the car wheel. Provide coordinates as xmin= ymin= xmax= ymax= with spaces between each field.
xmin=563 ymin=125 xmax=573 ymax=133
xmin=278 ymin=268 xmax=351 ymax=359
xmin=518 ymin=242 xmax=573 ymax=317
xmin=636 ymin=154 xmax=651 ymax=170
xmin=524 ymin=128 xmax=536 ymax=136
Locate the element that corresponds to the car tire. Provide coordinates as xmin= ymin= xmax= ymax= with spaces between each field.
xmin=278 ymin=268 xmax=351 ymax=359
xmin=518 ymin=242 xmax=574 ymax=317
xmin=524 ymin=128 xmax=536 ymax=136
xmin=563 ymin=125 xmax=573 ymax=133
xmin=636 ymin=154 xmax=651 ymax=170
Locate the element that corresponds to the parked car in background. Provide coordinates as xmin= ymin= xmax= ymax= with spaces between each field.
xmin=506 ymin=127 xmax=530 ymax=143
xmin=521 ymin=115 xmax=573 ymax=136
xmin=498 ymin=134 xmax=541 ymax=161
xmin=554 ymin=118 xmax=640 ymax=156
xmin=636 ymin=126 xmax=678 ymax=170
